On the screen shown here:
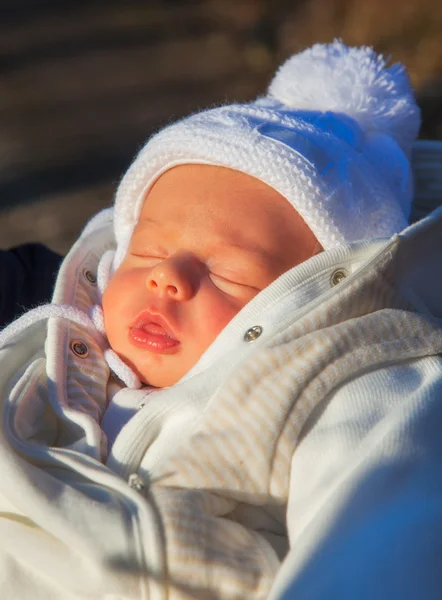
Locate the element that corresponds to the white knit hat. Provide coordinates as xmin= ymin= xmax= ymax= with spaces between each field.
xmin=112 ymin=40 xmax=421 ymax=269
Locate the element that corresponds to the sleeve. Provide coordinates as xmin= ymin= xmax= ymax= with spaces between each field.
xmin=269 ymin=356 xmax=442 ymax=600
xmin=0 ymin=243 xmax=62 ymax=328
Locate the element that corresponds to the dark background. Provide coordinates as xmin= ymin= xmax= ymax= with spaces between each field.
xmin=1 ymin=0 xmax=442 ymax=253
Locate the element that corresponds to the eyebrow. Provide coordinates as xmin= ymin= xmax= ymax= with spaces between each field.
xmin=137 ymin=216 xmax=160 ymax=226
xmin=208 ymin=237 xmax=270 ymax=258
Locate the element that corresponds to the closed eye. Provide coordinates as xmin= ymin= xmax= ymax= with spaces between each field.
xmin=130 ymin=252 xmax=165 ymax=265
xmin=209 ymin=272 xmax=259 ymax=293
xmin=131 ymin=252 xmax=163 ymax=258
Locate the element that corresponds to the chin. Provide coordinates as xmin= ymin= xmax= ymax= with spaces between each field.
xmin=133 ymin=362 xmax=183 ymax=389
xmin=111 ymin=347 xmax=180 ymax=389
xmin=140 ymin=372 xmax=181 ymax=389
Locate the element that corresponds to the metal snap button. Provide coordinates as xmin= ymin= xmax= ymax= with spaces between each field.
xmin=330 ymin=269 xmax=348 ymax=287
xmin=83 ymin=268 xmax=97 ymax=285
xmin=128 ymin=473 xmax=145 ymax=492
xmin=70 ymin=340 xmax=89 ymax=358
xmin=244 ymin=325 xmax=263 ymax=342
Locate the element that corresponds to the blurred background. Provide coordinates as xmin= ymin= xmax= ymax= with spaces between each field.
xmin=1 ymin=0 xmax=442 ymax=254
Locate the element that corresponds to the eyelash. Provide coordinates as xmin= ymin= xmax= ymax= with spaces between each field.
xmin=130 ymin=252 xmax=164 ymax=263
xmin=209 ymin=272 xmax=258 ymax=293
xmin=209 ymin=272 xmax=238 ymax=286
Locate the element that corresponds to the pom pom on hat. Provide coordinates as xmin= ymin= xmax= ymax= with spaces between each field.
xmin=268 ymin=40 xmax=420 ymax=157
xmin=112 ymin=41 xmax=421 ymax=270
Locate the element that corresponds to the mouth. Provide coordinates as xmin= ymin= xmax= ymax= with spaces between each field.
xmin=129 ymin=311 xmax=180 ymax=354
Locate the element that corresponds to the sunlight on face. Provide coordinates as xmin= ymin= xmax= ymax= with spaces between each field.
xmin=102 ymin=164 xmax=321 ymax=387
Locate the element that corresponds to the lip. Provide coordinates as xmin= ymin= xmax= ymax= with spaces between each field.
xmin=129 ymin=310 xmax=180 ymax=354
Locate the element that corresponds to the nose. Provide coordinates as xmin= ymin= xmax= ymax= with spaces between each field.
xmin=146 ymin=253 xmax=200 ymax=300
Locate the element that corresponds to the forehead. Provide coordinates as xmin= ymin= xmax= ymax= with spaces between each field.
xmin=137 ymin=164 xmax=294 ymax=234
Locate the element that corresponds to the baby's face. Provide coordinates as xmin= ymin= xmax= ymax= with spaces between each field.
xmin=103 ymin=164 xmax=321 ymax=387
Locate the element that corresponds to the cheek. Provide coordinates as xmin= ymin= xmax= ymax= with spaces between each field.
xmin=195 ymin=293 xmax=246 ymax=346
xmin=102 ymin=271 xmax=138 ymax=334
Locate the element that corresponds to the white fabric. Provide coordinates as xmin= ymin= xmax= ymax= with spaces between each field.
xmin=112 ymin=41 xmax=420 ymax=269
xmin=1 ymin=207 xmax=442 ymax=598
xmin=269 ymin=357 xmax=442 ymax=600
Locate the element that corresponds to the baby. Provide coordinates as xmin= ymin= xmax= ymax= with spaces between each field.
xmin=97 ymin=41 xmax=418 ymax=397
xmin=2 ymin=41 xmax=442 ymax=600
xmin=103 ymin=163 xmax=322 ymax=389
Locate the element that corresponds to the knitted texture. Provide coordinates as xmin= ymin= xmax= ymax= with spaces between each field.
xmin=112 ymin=40 xmax=421 ymax=270
xmin=268 ymin=41 xmax=420 ymax=156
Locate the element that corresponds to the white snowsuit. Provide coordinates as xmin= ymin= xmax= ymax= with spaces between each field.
xmin=1 ymin=207 xmax=442 ymax=599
